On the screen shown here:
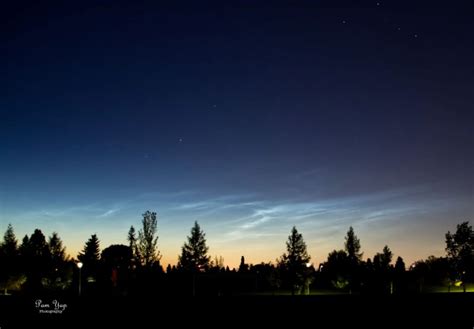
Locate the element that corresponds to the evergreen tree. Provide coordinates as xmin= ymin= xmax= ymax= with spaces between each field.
xmin=48 ymin=232 xmax=68 ymax=289
xmin=49 ymin=232 xmax=67 ymax=267
xmin=2 ymin=224 xmax=18 ymax=258
xmin=127 ymin=225 xmax=140 ymax=266
xmin=19 ymin=235 xmax=29 ymax=257
xmin=278 ymin=226 xmax=311 ymax=295
xmin=127 ymin=226 xmax=137 ymax=251
xmin=137 ymin=211 xmax=161 ymax=268
xmin=78 ymin=234 xmax=100 ymax=280
xmin=381 ymin=245 xmax=393 ymax=268
xmin=372 ymin=245 xmax=393 ymax=294
xmin=239 ymin=256 xmax=249 ymax=272
xmin=78 ymin=234 xmax=100 ymax=264
xmin=0 ymin=224 xmax=20 ymax=294
xmin=344 ymin=226 xmax=363 ymax=293
xmin=344 ymin=226 xmax=362 ymax=263
xmin=178 ymin=221 xmax=210 ymax=271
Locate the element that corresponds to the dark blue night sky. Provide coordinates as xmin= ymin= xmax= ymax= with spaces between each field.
xmin=1 ymin=1 xmax=473 ymax=266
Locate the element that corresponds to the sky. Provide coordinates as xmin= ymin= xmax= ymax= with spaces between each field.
xmin=1 ymin=1 xmax=473 ymax=268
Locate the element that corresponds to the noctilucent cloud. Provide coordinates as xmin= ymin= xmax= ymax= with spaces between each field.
xmin=1 ymin=1 xmax=473 ymax=267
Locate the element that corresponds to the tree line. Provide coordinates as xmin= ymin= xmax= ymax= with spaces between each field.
xmin=0 ymin=211 xmax=472 ymax=296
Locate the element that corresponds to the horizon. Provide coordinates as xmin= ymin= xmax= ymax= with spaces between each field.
xmin=0 ymin=199 xmax=465 ymax=268
xmin=1 ymin=1 xmax=473 ymax=269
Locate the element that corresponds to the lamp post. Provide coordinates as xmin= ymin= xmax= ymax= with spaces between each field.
xmin=77 ymin=262 xmax=83 ymax=297
xmin=305 ymin=263 xmax=312 ymax=295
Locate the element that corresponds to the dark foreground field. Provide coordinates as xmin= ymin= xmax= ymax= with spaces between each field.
xmin=1 ymin=294 xmax=473 ymax=328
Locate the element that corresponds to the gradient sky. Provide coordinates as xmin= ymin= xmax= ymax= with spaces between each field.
xmin=1 ymin=1 xmax=473 ymax=268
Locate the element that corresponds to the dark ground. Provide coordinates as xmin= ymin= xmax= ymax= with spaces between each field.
xmin=1 ymin=294 xmax=473 ymax=328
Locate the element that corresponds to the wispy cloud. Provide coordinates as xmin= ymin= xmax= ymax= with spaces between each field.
xmin=97 ymin=208 xmax=120 ymax=218
xmin=215 ymin=185 xmax=439 ymax=243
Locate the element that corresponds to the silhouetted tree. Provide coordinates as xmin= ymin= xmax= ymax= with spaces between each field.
xmin=1 ymin=224 xmax=18 ymax=258
xmin=137 ymin=211 xmax=161 ymax=268
xmin=0 ymin=224 xmax=22 ymax=294
xmin=239 ymin=256 xmax=249 ymax=273
xmin=344 ymin=226 xmax=362 ymax=293
xmin=424 ymin=256 xmax=452 ymax=290
xmin=445 ymin=221 xmax=474 ymax=291
xmin=373 ymin=245 xmax=393 ymax=294
xmin=345 ymin=226 xmax=362 ymax=263
xmin=101 ymin=244 xmax=132 ymax=294
xmin=178 ymin=221 xmax=210 ymax=271
xmin=393 ymin=256 xmax=406 ymax=294
xmin=381 ymin=245 xmax=393 ymax=268
xmin=78 ymin=234 xmax=101 ymax=283
xmin=411 ymin=259 xmax=429 ymax=293
xmin=127 ymin=225 xmax=139 ymax=265
xmin=18 ymin=235 xmax=29 ymax=259
xmin=47 ymin=232 xmax=68 ymax=289
xmin=278 ymin=226 xmax=311 ymax=295
xmin=252 ymin=262 xmax=281 ymax=292
xmin=211 ymin=255 xmax=225 ymax=271
xmin=395 ymin=256 xmax=405 ymax=273
xmin=324 ymin=250 xmax=349 ymax=290
xmin=49 ymin=232 xmax=66 ymax=267
xmin=22 ymin=229 xmax=51 ymax=292
xmin=374 ymin=245 xmax=393 ymax=270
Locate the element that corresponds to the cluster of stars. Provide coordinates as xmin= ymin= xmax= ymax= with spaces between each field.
xmin=340 ymin=1 xmax=420 ymax=39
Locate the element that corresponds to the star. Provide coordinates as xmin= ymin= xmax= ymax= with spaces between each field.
xmin=414 ymin=34 xmax=418 ymax=38
xmin=342 ymin=20 xmax=346 ymax=24
xmin=179 ymin=138 xmax=183 ymax=143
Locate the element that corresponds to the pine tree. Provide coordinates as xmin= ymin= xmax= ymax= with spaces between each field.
xmin=49 ymin=232 xmax=66 ymax=266
xmin=344 ymin=226 xmax=363 ymax=293
xmin=19 ymin=235 xmax=29 ymax=257
xmin=381 ymin=245 xmax=393 ymax=268
xmin=78 ymin=234 xmax=100 ymax=280
xmin=278 ymin=226 xmax=311 ymax=295
xmin=2 ymin=224 xmax=18 ymax=258
xmin=127 ymin=226 xmax=137 ymax=250
xmin=78 ymin=234 xmax=100 ymax=264
xmin=178 ymin=221 xmax=210 ymax=272
xmin=344 ymin=226 xmax=362 ymax=263
xmin=127 ymin=225 xmax=139 ymax=265
xmin=0 ymin=224 xmax=20 ymax=294
xmin=48 ymin=232 xmax=67 ymax=288
xmin=239 ymin=256 xmax=249 ymax=272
